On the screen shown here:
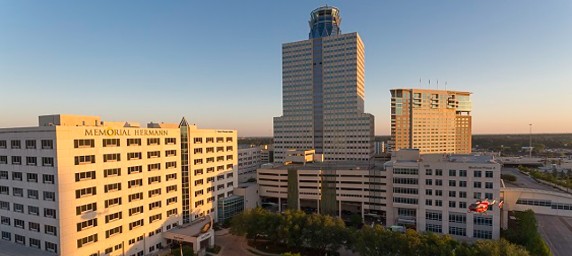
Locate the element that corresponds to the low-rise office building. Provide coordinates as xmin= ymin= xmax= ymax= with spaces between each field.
xmin=257 ymin=149 xmax=501 ymax=240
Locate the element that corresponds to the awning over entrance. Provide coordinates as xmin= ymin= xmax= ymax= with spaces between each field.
xmin=163 ymin=216 xmax=215 ymax=253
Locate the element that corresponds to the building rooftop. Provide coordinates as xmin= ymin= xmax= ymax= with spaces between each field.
xmin=260 ymin=160 xmax=380 ymax=171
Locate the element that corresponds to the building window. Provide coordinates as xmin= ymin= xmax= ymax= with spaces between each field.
xmin=75 ymin=155 xmax=95 ymax=165
xmin=149 ymin=201 xmax=161 ymax=210
xmin=459 ymin=170 xmax=467 ymax=177
xmin=14 ymin=203 xmax=24 ymax=212
xmin=0 ymin=201 xmax=9 ymax=210
xmin=194 ymin=138 xmax=202 ymax=144
xmin=104 ymin=153 xmax=121 ymax=162
xmin=147 ymin=151 xmax=160 ymax=158
xmin=43 ymin=191 xmax=55 ymax=202
xmin=166 ymin=173 xmax=177 ymax=181
xmin=485 ymin=182 xmax=493 ymax=189
xmin=104 ymin=183 xmax=122 ymax=193
xmin=147 ymin=138 xmax=160 ymax=145
xmin=44 ymin=208 xmax=57 ymax=218
xmin=129 ymin=219 xmax=144 ymax=230
xmin=74 ymin=139 xmax=95 ymax=148
xmin=75 ymin=171 xmax=96 ymax=181
xmin=27 ymin=189 xmax=39 ymax=199
xmin=129 ymin=192 xmax=144 ymax=202
xmin=75 ymin=187 xmax=97 ymax=198
xmin=26 ymin=157 xmax=37 ymax=166
xmin=449 ymin=180 xmax=456 ymax=187
xmin=26 ymin=173 xmax=38 ymax=182
xmin=12 ymin=172 xmax=23 ymax=181
xmin=77 ymin=234 xmax=98 ymax=248
xmin=148 ymin=188 xmax=161 ymax=198
xmin=105 ymin=225 xmax=123 ymax=238
xmin=103 ymin=139 xmax=120 ymax=147
xmin=77 ymin=218 xmax=98 ymax=231
xmin=127 ymin=152 xmax=142 ymax=160
xmin=166 ymin=150 xmax=177 ymax=157
xmin=15 ymin=234 xmax=25 ymax=245
xmin=28 ymin=206 xmax=39 ymax=215
xmin=128 ymin=179 xmax=143 ymax=188
xmin=129 ymin=206 xmax=144 ymax=216
xmin=14 ymin=219 xmax=25 ymax=229
xmin=166 ymin=185 xmax=177 ymax=193
xmin=448 ymin=213 xmax=466 ymax=223
xmin=473 ymin=182 xmax=482 ymax=188
xmin=127 ymin=138 xmax=142 ymax=146
xmin=0 ymin=156 xmax=6 ymax=164
xmin=11 ymin=156 xmax=22 ymax=165
xmin=474 ymin=170 xmax=482 ymax=177
xmin=41 ymin=140 xmax=53 ymax=149
xmin=45 ymin=242 xmax=58 ymax=253
xmin=0 ymin=140 xmax=6 ymax=149
xmin=41 ymin=157 xmax=54 ymax=167
xmin=1 ymin=216 xmax=10 ymax=225
xmin=128 ymin=165 xmax=143 ymax=174
xmin=149 ymin=213 xmax=162 ymax=223
xmin=43 ymin=174 xmax=55 ymax=184
xmin=105 ymin=197 xmax=122 ymax=208
xmin=449 ymin=170 xmax=456 ymax=176
xmin=148 ymin=176 xmax=161 ymax=185
xmin=166 ymin=161 xmax=177 ymax=169
xmin=13 ymin=188 xmax=23 ymax=197
xmin=0 ymin=171 xmax=7 ymax=179
xmin=449 ymin=226 xmax=466 ymax=236
xmin=165 ymin=138 xmax=176 ymax=145
xmin=166 ymin=197 xmax=177 ymax=205
xmin=104 ymin=168 xmax=121 ymax=177
xmin=25 ymin=140 xmax=36 ymax=149
xmin=485 ymin=171 xmax=493 ymax=178
xmin=105 ymin=212 xmax=123 ymax=223
xmin=1 ymin=231 xmax=11 ymax=241
xmin=148 ymin=163 xmax=161 ymax=172
xmin=435 ymin=169 xmax=443 ymax=176
xmin=11 ymin=140 xmax=21 ymax=149
xmin=76 ymin=203 xmax=97 ymax=215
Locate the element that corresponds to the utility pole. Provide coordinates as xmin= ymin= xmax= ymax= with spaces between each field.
xmin=529 ymin=124 xmax=533 ymax=158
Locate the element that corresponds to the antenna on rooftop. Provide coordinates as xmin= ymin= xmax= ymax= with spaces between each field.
xmin=437 ymin=79 xmax=439 ymax=90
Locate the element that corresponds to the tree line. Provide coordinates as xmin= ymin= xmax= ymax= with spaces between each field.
xmin=231 ymin=208 xmax=531 ymax=256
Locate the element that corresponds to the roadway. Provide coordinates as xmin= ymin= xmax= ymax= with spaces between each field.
xmin=536 ymin=214 xmax=572 ymax=256
xmin=501 ymin=167 xmax=562 ymax=193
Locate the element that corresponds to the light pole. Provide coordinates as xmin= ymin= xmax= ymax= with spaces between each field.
xmin=529 ymin=124 xmax=533 ymax=158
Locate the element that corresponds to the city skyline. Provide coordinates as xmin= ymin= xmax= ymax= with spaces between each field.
xmin=1 ymin=1 xmax=571 ymax=136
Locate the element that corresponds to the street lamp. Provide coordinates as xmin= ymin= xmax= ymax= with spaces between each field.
xmin=529 ymin=124 xmax=533 ymax=158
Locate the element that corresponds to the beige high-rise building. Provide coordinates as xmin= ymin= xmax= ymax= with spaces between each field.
xmin=390 ymin=89 xmax=472 ymax=154
xmin=273 ymin=6 xmax=375 ymax=163
xmin=0 ymin=115 xmax=182 ymax=256
xmin=179 ymin=118 xmax=237 ymax=224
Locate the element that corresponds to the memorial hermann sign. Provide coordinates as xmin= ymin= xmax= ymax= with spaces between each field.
xmin=84 ymin=128 xmax=169 ymax=136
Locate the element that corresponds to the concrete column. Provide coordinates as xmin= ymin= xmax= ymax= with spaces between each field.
xmin=338 ymin=200 xmax=342 ymax=217
xmin=317 ymin=199 xmax=320 ymax=214
xmin=278 ymin=197 xmax=282 ymax=212
xmin=361 ymin=201 xmax=365 ymax=220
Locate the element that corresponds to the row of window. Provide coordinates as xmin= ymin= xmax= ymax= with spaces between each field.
xmin=0 ymin=156 xmax=53 ymax=166
xmin=0 ymin=187 xmax=56 ymax=201
xmin=1 ymin=216 xmax=58 ymax=235
xmin=0 ymin=171 xmax=55 ymax=183
xmin=424 ymin=224 xmax=493 ymax=239
xmin=74 ymin=154 xmax=177 ymax=166
xmin=0 ymin=231 xmax=58 ymax=253
xmin=0 ymin=140 xmax=53 ymax=150
xmin=425 ymin=169 xmax=494 ymax=178
xmin=74 ymin=138 xmax=177 ymax=148
xmin=424 ymin=179 xmax=494 ymax=189
xmin=76 ymin=196 xmax=178 ymax=217
xmin=192 ymin=137 xmax=234 ymax=144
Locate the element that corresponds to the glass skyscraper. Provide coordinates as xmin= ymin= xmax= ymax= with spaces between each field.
xmin=273 ymin=6 xmax=375 ymax=163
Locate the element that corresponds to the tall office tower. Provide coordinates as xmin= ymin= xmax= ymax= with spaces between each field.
xmin=390 ymin=89 xmax=472 ymax=154
xmin=179 ymin=118 xmax=237 ymax=224
xmin=0 ymin=115 xmax=182 ymax=256
xmin=273 ymin=6 xmax=375 ymax=163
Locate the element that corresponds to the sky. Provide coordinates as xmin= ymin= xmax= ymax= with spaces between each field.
xmin=0 ymin=1 xmax=571 ymax=136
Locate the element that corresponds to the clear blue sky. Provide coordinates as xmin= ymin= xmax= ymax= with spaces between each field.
xmin=1 ymin=1 xmax=571 ymax=136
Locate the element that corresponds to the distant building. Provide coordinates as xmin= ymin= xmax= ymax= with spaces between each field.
xmin=273 ymin=6 xmax=375 ymax=163
xmin=390 ymin=89 xmax=472 ymax=154
xmin=237 ymin=145 xmax=262 ymax=182
xmin=257 ymin=149 xmax=501 ymax=240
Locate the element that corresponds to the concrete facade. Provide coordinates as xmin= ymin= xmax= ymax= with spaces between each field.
xmin=257 ymin=149 xmax=501 ymax=240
